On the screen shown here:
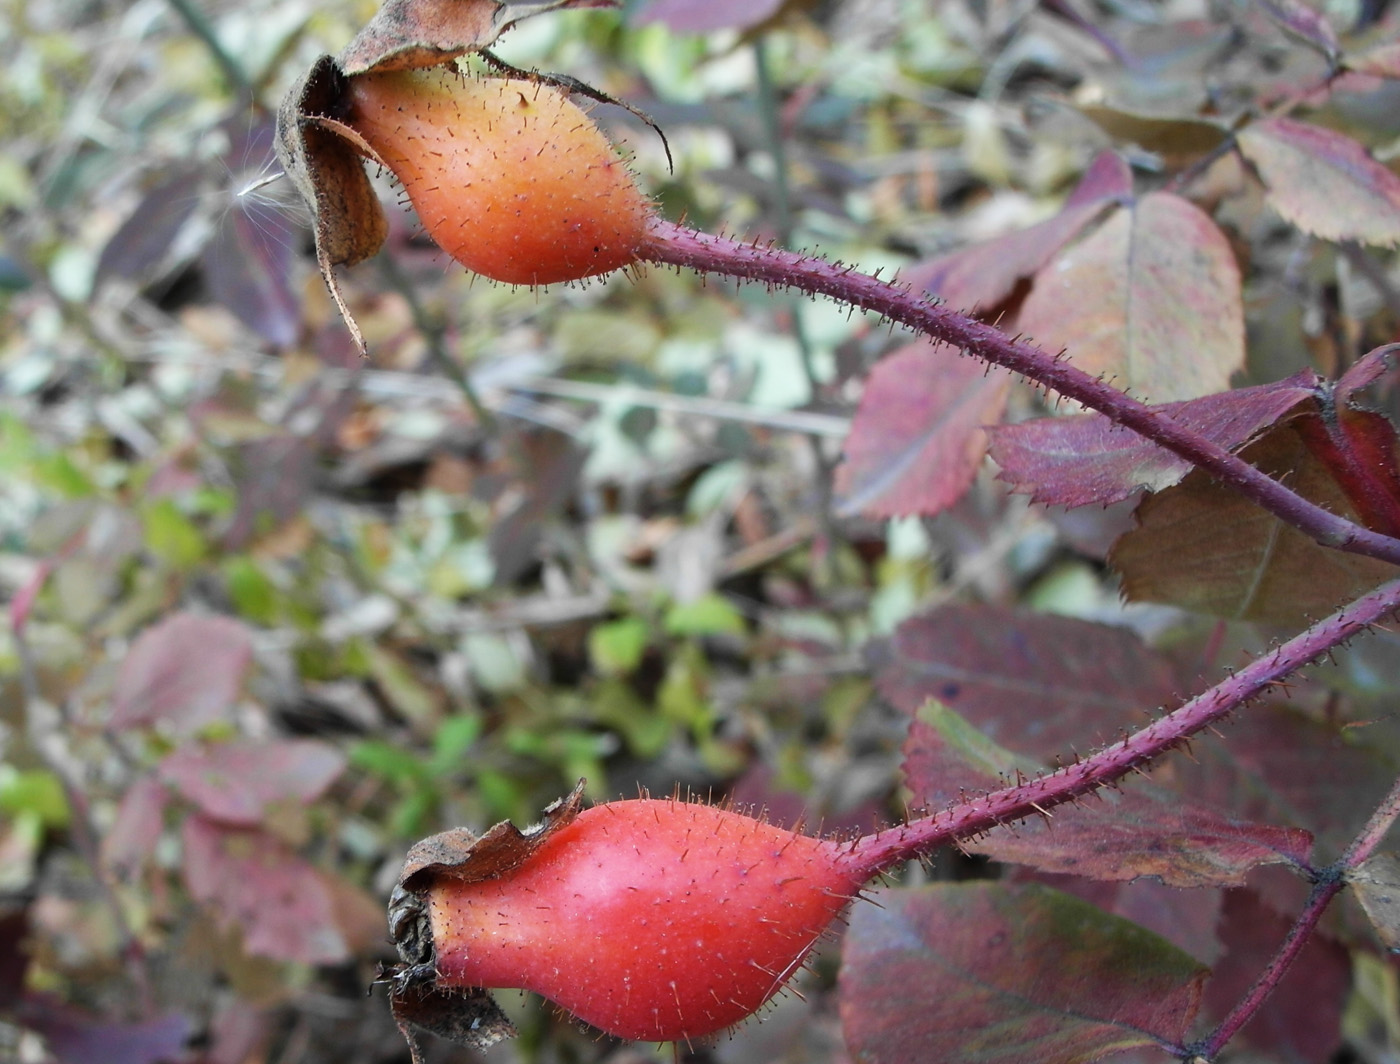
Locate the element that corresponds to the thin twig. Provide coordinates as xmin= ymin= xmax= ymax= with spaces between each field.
xmin=1193 ymin=771 xmax=1400 ymax=1059
xmin=753 ymin=36 xmax=841 ymax=579
xmin=164 ymin=0 xmax=255 ymax=104
xmin=377 ymin=253 xmax=498 ymax=434
xmin=510 ymin=377 xmax=850 ymax=436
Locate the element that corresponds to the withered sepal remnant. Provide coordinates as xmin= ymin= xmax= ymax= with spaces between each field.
xmin=380 ymin=782 xmax=586 ymax=1061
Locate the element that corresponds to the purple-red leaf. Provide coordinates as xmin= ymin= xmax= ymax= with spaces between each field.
xmin=874 ymin=604 xmax=1181 ymax=753
xmin=1337 ymin=342 xmax=1399 ymax=398
xmin=1109 ymin=420 xmax=1400 ymax=625
xmin=96 ymin=167 xmax=203 ymax=284
xmin=903 ymin=702 xmax=1313 ymax=888
xmin=489 ymin=428 xmax=588 ymax=585
xmin=181 ymin=815 xmax=349 ymax=964
xmin=903 ymin=151 xmax=1128 ymax=313
xmin=1205 ymin=889 xmax=1350 ymax=1062
xmin=110 ymin=613 xmax=254 ymax=734
xmin=1294 ymin=402 xmax=1400 ymax=536
xmin=159 ymin=740 xmax=346 ymax=825
xmin=988 ymin=371 xmax=1316 ymax=507
xmin=1165 ymin=704 xmax=1398 ymax=854
xmin=972 ymin=790 xmax=1310 ymax=889
xmin=18 ymin=998 xmax=189 ymax=1064
xmin=101 ymin=777 xmax=171 ymax=875
xmin=839 ymin=882 xmax=1208 ymax=1064
xmin=834 ymin=340 xmax=1011 ymax=518
xmin=203 ymin=195 xmax=302 ymax=348
xmin=1237 ymin=117 xmax=1400 ymax=246
xmin=1018 ymin=192 xmax=1244 ymax=402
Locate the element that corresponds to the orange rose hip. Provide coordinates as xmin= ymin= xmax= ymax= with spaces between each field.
xmin=347 ymin=68 xmax=652 ymax=285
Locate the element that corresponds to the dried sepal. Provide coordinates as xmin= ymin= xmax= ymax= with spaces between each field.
xmin=273 ymin=0 xmax=634 ymax=352
xmin=382 ymin=781 xmax=586 ymax=1056
xmin=478 ymin=49 xmax=673 ymax=171
xmin=397 ymin=779 xmax=586 ymax=892
xmin=274 ymin=55 xmax=388 ymax=354
xmin=338 ymin=0 xmax=619 ymax=76
xmin=390 ymin=984 xmax=516 ymax=1063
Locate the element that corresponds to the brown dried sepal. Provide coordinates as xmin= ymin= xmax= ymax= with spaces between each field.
xmin=384 ymin=782 xmax=586 ymax=1059
xmin=338 ymin=0 xmax=620 ymax=76
xmin=397 ymin=779 xmax=586 ymax=893
xmin=390 ymin=984 xmax=516 ymax=1063
xmin=273 ymin=1 xmax=621 ymax=353
xmin=274 ymin=54 xmax=388 ymax=355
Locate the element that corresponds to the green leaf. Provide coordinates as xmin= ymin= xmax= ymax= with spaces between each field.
xmin=223 ymin=556 xmax=279 ymax=625
xmin=34 ymin=452 xmax=94 ymax=497
xmin=593 ymin=678 xmax=673 ymax=758
xmin=658 ymin=646 xmax=712 ymax=734
xmin=589 ymin=616 xmax=650 ymax=676
xmin=664 ymin=593 xmax=746 ymax=637
xmin=349 ymin=740 xmax=433 ymax=786
xmin=430 ymin=714 xmax=483 ymax=774
xmin=0 ymin=767 xmax=70 ymax=828
xmin=143 ymin=498 xmax=206 ymax=568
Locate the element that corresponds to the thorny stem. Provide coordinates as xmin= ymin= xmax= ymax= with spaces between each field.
xmin=376 ymin=253 xmax=498 ymax=433
xmin=1193 ymin=772 xmax=1400 ymax=1060
xmin=638 ymin=220 xmax=1400 ymax=568
xmin=839 ymin=575 xmax=1400 ymax=874
xmin=165 ymin=0 xmax=255 ymax=105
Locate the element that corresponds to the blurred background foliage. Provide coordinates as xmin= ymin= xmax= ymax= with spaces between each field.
xmin=5 ymin=0 xmax=1400 ymax=1062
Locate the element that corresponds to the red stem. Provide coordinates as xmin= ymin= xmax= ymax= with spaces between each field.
xmin=832 ymin=576 xmax=1400 ymax=878
xmin=1195 ymin=877 xmax=1343 ymax=1061
xmin=638 ymin=219 xmax=1400 ymax=568
xmin=1195 ymin=772 xmax=1400 ymax=1058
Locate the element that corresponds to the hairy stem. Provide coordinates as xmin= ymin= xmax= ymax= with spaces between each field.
xmin=638 ymin=220 xmax=1400 ymax=568
xmin=838 ymin=575 xmax=1400 ymax=876
xmin=1339 ymin=772 xmax=1400 ymax=871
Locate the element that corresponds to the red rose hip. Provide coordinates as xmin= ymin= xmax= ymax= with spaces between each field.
xmin=421 ymin=798 xmax=868 ymax=1041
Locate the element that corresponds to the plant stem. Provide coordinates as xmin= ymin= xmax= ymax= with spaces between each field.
xmin=1338 ymin=771 xmax=1400 ymax=873
xmin=165 ymin=0 xmax=255 ymax=104
xmin=752 ymin=38 xmax=841 ymax=582
xmin=637 ymin=220 xmax=1400 ymax=568
xmin=1192 ymin=877 xmax=1342 ymax=1061
xmin=835 ymin=575 xmax=1400 ymax=876
xmin=1192 ymin=771 xmax=1400 ymax=1059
